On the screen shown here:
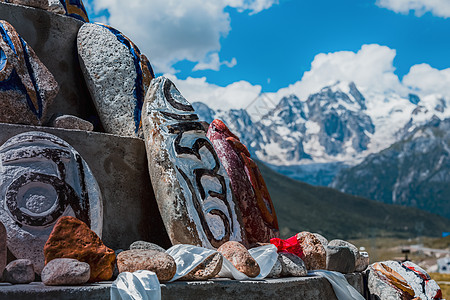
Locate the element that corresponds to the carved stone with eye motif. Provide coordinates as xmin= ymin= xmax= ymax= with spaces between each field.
xmin=142 ymin=76 xmax=247 ymax=249
xmin=0 ymin=131 xmax=103 ymax=274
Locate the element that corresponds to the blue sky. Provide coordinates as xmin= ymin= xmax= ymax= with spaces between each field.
xmin=85 ymin=0 xmax=450 ymax=109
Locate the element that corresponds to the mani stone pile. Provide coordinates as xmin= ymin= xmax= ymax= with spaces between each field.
xmin=0 ymin=1 xmax=443 ymax=299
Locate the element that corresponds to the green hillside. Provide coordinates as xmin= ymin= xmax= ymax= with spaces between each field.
xmin=257 ymin=160 xmax=450 ymax=240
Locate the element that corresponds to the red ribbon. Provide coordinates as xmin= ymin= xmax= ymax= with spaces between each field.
xmin=270 ymin=235 xmax=304 ymax=258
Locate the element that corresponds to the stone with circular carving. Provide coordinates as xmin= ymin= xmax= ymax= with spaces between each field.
xmin=142 ymin=76 xmax=247 ymax=249
xmin=0 ymin=131 xmax=103 ymax=274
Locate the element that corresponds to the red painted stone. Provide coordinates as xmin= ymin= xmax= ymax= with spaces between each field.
xmin=207 ymin=119 xmax=279 ymax=245
xmin=43 ymin=216 xmax=115 ymax=282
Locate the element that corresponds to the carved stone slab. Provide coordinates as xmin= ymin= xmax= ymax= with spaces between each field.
xmin=78 ymin=23 xmax=154 ymax=137
xmin=207 ymin=119 xmax=279 ymax=244
xmin=142 ymin=77 xmax=246 ymax=249
xmin=0 ymin=20 xmax=59 ymax=126
xmin=0 ymin=131 xmax=102 ymax=273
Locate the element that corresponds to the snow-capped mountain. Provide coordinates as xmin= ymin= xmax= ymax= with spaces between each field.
xmin=193 ymin=81 xmax=450 ymax=186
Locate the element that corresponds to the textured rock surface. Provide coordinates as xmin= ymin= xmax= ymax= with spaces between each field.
xmin=180 ymin=252 xmax=223 ymax=281
xmin=358 ymin=251 xmax=369 ymax=272
xmin=142 ymin=77 xmax=246 ymax=249
xmin=0 ymin=132 xmax=102 ymax=274
xmin=328 ymin=239 xmax=361 ymax=272
xmin=279 ymin=252 xmax=307 ymax=277
xmin=296 ymin=232 xmax=326 ymax=270
xmin=41 ymin=258 xmax=90 ymax=286
xmin=55 ymin=0 xmax=89 ymax=21
xmin=217 ymin=241 xmax=260 ymax=278
xmin=3 ymin=259 xmax=35 ymax=284
xmin=0 ymin=20 xmax=59 ymax=126
xmin=44 ymin=216 xmax=114 ymax=282
xmin=368 ymin=260 xmax=442 ymax=300
xmin=117 ymin=249 xmax=176 ymax=282
xmin=51 ymin=115 xmax=94 ymax=131
xmin=267 ymin=255 xmax=282 ymax=278
xmin=129 ymin=241 xmax=165 ymax=253
xmin=78 ymin=23 xmax=154 ymax=137
xmin=326 ymin=246 xmax=355 ymax=274
xmin=313 ymin=233 xmax=328 ymax=248
xmin=0 ymin=222 xmax=6 ymax=278
xmin=207 ymin=119 xmax=279 ymax=245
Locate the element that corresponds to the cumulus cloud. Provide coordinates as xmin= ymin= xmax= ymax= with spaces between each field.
xmin=403 ymin=63 xmax=450 ymax=96
xmin=193 ymin=53 xmax=237 ymax=71
xmin=164 ymin=74 xmax=262 ymax=111
xmin=86 ymin=0 xmax=277 ymax=73
xmin=376 ymin=0 xmax=450 ymax=18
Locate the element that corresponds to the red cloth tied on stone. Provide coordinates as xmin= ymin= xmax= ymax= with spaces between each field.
xmin=270 ymin=235 xmax=304 ymax=258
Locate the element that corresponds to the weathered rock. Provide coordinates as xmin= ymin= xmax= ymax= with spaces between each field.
xmin=3 ymin=259 xmax=35 ymax=284
xmin=326 ymin=246 xmax=355 ymax=274
xmin=217 ymin=241 xmax=260 ymax=278
xmin=44 ymin=216 xmax=114 ymax=282
xmin=0 ymin=132 xmax=103 ymax=273
xmin=266 ymin=255 xmax=282 ymax=278
xmin=78 ymin=23 xmax=154 ymax=137
xmin=328 ymin=239 xmax=361 ymax=272
xmin=313 ymin=233 xmax=328 ymax=248
xmin=207 ymin=119 xmax=279 ymax=244
xmin=279 ymin=252 xmax=307 ymax=277
xmin=296 ymin=232 xmax=326 ymax=270
xmin=0 ymin=21 xmax=59 ymax=126
xmin=180 ymin=252 xmax=223 ymax=281
xmin=129 ymin=241 xmax=165 ymax=253
xmin=0 ymin=0 xmax=89 ymax=21
xmin=358 ymin=251 xmax=369 ymax=272
xmin=0 ymin=222 xmax=6 ymax=278
xmin=368 ymin=260 xmax=442 ymax=300
xmin=41 ymin=258 xmax=90 ymax=286
xmin=142 ymin=77 xmax=246 ymax=249
xmin=117 ymin=249 xmax=176 ymax=282
xmin=51 ymin=115 xmax=94 ymax=131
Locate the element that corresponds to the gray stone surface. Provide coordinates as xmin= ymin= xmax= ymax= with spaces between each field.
xmin=0 ymin=123 xmax=171 ymax=252
xmin=52 ymin=115 xmax=94 ymax=131
xmin=129 ymin=241 xmax=165 ymax=252
xmin=326 ymin=246 xmax=355 ymax=273
xmin=0 ymin=131 xmax=102 ymax=274
xmin=0 ymin=0 xmax=65 ymax=14
xmin=267 ymin=256 xmax=282 ymax=278
xmin=41 ymin=258 xmax=90 ymax=286
xmin=279 ymin=252 xmax=307 ymax=277
xmin=328 ymin=239 xmax=363 ymax=272
xmin=0 ymin=273 xmax=365 ymax=300
xmin=3 ymin=259 xmax=35 ymax=284
xmin=0 ymin=2 xmax=98 ymax=124
xmin=0 ymin=222 xmax=6 ymax=279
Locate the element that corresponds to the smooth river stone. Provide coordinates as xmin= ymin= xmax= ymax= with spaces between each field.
xmin=0 ymin=221 xmax=5 ymax=277
xmin=78 ymin=23 xmax=154 ymax=137
xmin=41 ymin=258 xmax=90 ymax=286
xmin=129 ymin=241 xmax=165 ymax=253
xmin=0 ymin=21 xmax=59 ymax=126
xmin=3 ymin=259 xmax=35 ymax=284
xmin=44 ymin=216 xmax=114 ymax=282
xmin=296 ymin=231 xmax=326 ymax=270
xmin=217 ymin=241 xmax=260 ymax=278
xmin=0 ymin=131 xmax=103 ymax=274
xmin=325 ymin=246 xmax=355 ymax=274
xmin=142 ymin=77 xmax=246 ymax=249
xmin=51 ymin=115 xmax=94 ymax=131
xmin=207 ymin=119 xmax=279 ymax=245
xmin=328 ymin=239 xmax=359 ymax=272
xmin=117 ymin=249 xmax=176 ymax=282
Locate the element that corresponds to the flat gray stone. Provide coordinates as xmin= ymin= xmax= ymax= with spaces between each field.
xmin=129 ymin=241 xmax=165 ymax=252
xmin=0 ymin=123 xmax=171 ymax=256
xmin=326 ymin=246 xmax=355 ymax=274
xmin=279 ymin=252 xmax=307 ymax=277
xmin=77 ymin=23 xmax=154 ymax=137
xmin=142 ymin=77 xmax=246 ymax=249
xmin=328 ymin=239 xmax=362 ymax=272
xmin=0 ymin=2 xmax=97 ymax=123
xmin=41 ymin=258 xmax=90 ymax=286
xmin=3 ymin=259 xmax=35 ymax=284
xmin=51 ymin=115 xmax=94 ymax=131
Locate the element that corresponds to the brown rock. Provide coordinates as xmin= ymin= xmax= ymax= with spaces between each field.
xmin=52 ymin=115 xmax=94 ymax=131
xmin=0 ymin=221 xmax=6 ymax=277
xmin=296 ymin=231 xmax=326 ymax=270
xmin=3 ymin=259 xmax=35 ymax=284
xmin=41 ymin=258 xmax=90 ymax=286
xmin=217 ymin=241 xmax=260 ymax=278
xmin=117 ymin=249 xmax=176 ymax=282
xmin=180 ymin=252 xmax=223 ymax=281
xmin=43 ymin=216 xmax=115 ymax=282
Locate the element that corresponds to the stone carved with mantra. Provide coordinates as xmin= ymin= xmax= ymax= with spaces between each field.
xmin=0 ymin=20 xmax=59 ymax=126
xmin=207 ymin=119 xmax=279 ymax=244
xmin=142 ymin=77 xmax=246 ymax=249
xmin=0 ymin=131 xmax=102 ymax=273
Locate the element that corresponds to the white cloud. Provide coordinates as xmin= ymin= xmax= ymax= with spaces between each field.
xmin=376 ymin=0 xmax=450 ymax=18
xmin=193 ymin=53 xmax=237 ymax=71
xmin=403 ymin=63 xmax=450 ymax=96
xmin=164 ymin=74 xmax=262 ymax=111
xmin=87 ymin=0 xmax=277 ymax=73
